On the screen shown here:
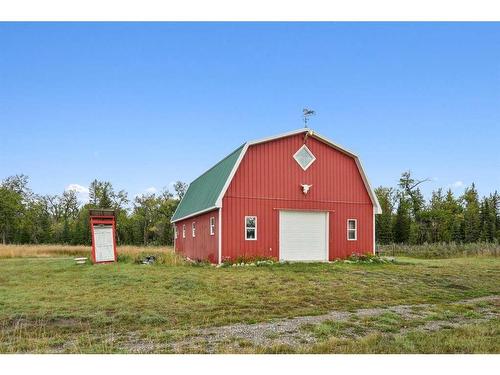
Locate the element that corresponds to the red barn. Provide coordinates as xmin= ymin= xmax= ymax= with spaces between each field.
xmin=171 ymin=128 xmax=381 ymax=263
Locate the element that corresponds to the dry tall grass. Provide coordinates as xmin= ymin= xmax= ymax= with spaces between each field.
xmin=378 ymin=242 xmax=500 ymax=258
xmin=0 ymin=244 xmax=175 ymax=260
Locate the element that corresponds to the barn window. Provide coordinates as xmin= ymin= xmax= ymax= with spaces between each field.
xmin=174 ymin=225 xmax=178 ymax=239
xmin=182 ymin=224 xmax=186 ymax=238
xmin=293 ymin=144 xmax=316 ymax=170
xmin=245 ymin=216 xmax=257 ymax=240
xmin=210 ymin=217 xmax=215 ymax=236
xmin=192 ymin=222 xmax=196 ymax=237
xmin=347 ymin=219 xmax=357 ymax=240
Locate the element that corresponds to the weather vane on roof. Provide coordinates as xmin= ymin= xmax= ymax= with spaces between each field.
xmin=303 ymin=108 xmax=315 ymax=128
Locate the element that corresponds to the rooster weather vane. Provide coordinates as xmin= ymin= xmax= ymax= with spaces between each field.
xmin=302 ymin=108 xmax=315 ymax=128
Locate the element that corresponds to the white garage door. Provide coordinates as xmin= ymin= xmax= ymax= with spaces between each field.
xmin=94 ymin=225 xmax=115 ymax=262
xmin=279 ymin=211 xmax=328 ymax=261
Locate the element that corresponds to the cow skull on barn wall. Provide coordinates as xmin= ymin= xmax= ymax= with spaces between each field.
xmin=301 ymin=184 xmax=313 ymax=195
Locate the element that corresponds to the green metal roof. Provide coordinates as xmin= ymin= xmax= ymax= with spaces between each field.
xmin=171 ymin=144 xmax=245 ymax=222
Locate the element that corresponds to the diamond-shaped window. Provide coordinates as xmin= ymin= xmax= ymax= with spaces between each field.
xmin=293 ymin=144 xmax=316 ymax=170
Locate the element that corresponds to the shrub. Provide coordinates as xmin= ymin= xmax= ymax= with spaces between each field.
xmin=345 ymin=253 xmax=395 ymax=264
xmin=220 ymin=255 xmax=277 ymax=267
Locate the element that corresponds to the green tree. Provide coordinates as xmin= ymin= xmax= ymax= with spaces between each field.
xmin=492 ymin=192 xmax=500 ymax=240
xmin=462 ymin=183 xmax=481 ymax=243
xmin=1 ymin=174 xmax=31 ymax=199
xmin=427 ymin=188 xmax=445 ymax=242
xmin=0 ymin=175 xmax=33 ymax=244
xmin=19 ymin=197 xmax=51 ymax=244
xmin=173 ymin=181 xmax=188 ymax=200
xmin=375 ymin=186 xmax=395 ymax=244
xmin=132 ymin=193 xmax=161 ymax=245
xmin=156 ymin=189 xmax=178 ymax=245
xmin=480 ymin=195 xmax=496 ymax=242
xmin=394 ymin=196 xmax=411 ymax=243
xmin=398 ymin=171 xmax=428 ymax=220
xmin=425 ymin=188 xmax=462 ymax=243
xmin=89 ymin=179 xmax=113 ymax=208
xmin=0 ymin=187 xmax=23 ymax=244
xmin=72 ymin=205 xmax=92 ymax=245
xmin=89 ymin=179 xmax=128 ymax=209
xmin=397 ymin=171 xmax=430 ymax=244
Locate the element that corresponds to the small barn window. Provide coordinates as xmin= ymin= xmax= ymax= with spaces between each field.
xmin=174 ymin=225 xmax=178 ymax=239
xmin=192 ymin=222 xmax=196 ymax=237
xmin=245 ymin=216 xmax=257 ymax=240
xmin=347 ymin=219 xmax=357 ymax=241
xmin=293 ymin=144 xmax=316 ymax=170
xmin=210 ymin=217 xmax=215 ymax=236
xmin=182 ymin=224 xmax=186 ymax=238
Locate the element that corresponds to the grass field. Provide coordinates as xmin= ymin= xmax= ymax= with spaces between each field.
xmin=0 ymin=244 xmax=498 ymax=353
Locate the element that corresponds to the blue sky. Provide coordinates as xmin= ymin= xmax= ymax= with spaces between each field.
xmin=0 ymin=22 xmax=499 ymax=202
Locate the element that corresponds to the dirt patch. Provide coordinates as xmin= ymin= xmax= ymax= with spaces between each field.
xmin=445 ymin=283 xmax=471 ymax=290
xmin=48 ymin=318 xmax=83 ymax=327
xmin=1 ymin=317 xmax=85 ymax=330
xmin=116 ymin=332 xmax=161 ymax=353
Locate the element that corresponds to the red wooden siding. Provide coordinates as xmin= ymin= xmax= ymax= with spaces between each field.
xmin=221 ymin=134 xmax=374 ymax=261
xmin=174 ymin=209 xmax=219 ymax=263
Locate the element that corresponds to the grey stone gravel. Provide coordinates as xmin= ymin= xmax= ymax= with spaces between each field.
xmin=170 ymin=295 xmax=499 ymax=353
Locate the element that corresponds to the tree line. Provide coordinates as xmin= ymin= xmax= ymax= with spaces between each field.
xmin=375 ymin=171 xmax=499 ymax=245
xmin=0 ymin=175 xmax=187 ymax=246
xmin=1 ymin=172 xmax=499 ymax=246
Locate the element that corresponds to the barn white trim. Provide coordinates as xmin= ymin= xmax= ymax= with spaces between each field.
xmin=218 ymin=208 xmax=222 ymax=264
xmin=215 ymin=142 xmax=249 ymax=208
xmin=373 ymin=206 xmax=376 ymax=254
xmin=171 ymin=205 xmax=219 ymax=223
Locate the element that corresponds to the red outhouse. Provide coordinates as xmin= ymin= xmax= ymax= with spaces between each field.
xmin=171 ymin=128 xmax=381 ymax=263
xmin=89 ymin=209 xmax=117 ymax=264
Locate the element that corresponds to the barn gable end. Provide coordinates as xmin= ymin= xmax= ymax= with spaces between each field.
xmin=217 ymin=129 xmax=381 ymax=214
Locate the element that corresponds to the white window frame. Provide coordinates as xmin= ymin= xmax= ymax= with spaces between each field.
xmin=174 ymin=225 xmax=178 ymax=239
xmin=347 ymin=219 xmax=357 ymax=241
xmin=182 ymin=224 xmax=186 ymax=239
xmin=293 ymin=144 xmax=316 ymax=171
xmin=192 ymin=222 xmax=196 ymax=237
xmin=245 ymin=216 xmax=257 ymax=241
xmin=209 ymin=217 xmax=215 ymax=236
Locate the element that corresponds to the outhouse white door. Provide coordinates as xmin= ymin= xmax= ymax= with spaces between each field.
xmin=94 ymin=225 xmax=115 ymax=262
xmin=279 ymin=211 xmax=328 ymax=261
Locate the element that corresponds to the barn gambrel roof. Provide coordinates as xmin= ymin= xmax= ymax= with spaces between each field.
xmin=171 ymin=129 xmax=381 ymax=223
xmin=171 ymin=144 xmax=245 ymax=222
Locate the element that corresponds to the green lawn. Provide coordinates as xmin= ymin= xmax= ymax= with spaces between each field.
xmin=0 ymin=255 xmax=498 ymax=353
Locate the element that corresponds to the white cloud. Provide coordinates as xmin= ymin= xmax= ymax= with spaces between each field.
xmin=446 ymin=180 xmax=464 ymax=190
xmin=66 ymin=184 xmax=88 ymax=193
xmin=65 ymin=183 xmax=89 ymax=203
